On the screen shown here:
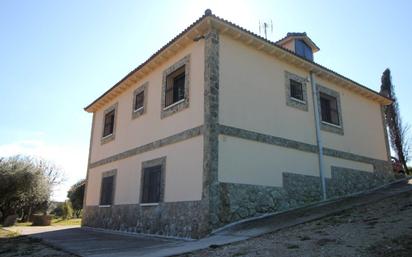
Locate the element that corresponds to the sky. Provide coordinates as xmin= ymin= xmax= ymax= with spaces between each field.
xmin=1 ymin=0 xmax=411 ymax=201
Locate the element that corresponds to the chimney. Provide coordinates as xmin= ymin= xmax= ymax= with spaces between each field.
xmin=276 ymin=32 xmax=319 ymax=61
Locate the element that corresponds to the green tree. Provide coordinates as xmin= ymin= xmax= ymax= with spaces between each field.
xmin=0 ymin=155 xmax=63 ymax=223
xmin=67 ymin=179 xmax=85 ymax=218
xmin=380 ymin=69 xmax=410 ymax=173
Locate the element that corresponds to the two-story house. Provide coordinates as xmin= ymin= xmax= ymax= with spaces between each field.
xmin=82 ymin=10 xmax=394 ymax=239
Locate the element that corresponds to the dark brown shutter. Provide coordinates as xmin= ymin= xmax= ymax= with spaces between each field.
xmin=173 ymin=73 xmax=185 ymax=103
xmin=142 ymin=165 xmax=162 ymax=203
xmin=165 ymin=66 xmax=185 ymax=107
xmin=142 ymin=170 xmax=151 ymax=203
xmin=103 ymin=110 xmax=115 ymax=137
xmin=100 ymin=175 xmax=114 ymax=205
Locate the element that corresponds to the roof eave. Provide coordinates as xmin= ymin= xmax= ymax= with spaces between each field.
xmin=85 ymin=13 xmax=391 ymax=113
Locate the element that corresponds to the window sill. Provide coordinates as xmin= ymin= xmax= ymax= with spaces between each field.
xmin=102 ymin=133 xmax=113 ymax=140
xmin=163 ymin=98 xmax=185 ymax=111
xmin=321 ymin=121 xmax=342 ymax=128
xmin=140 ymin=203 xmax=159 ymax=207
xmin=289 ymin=97 xmax=306 ymax=104
xmin=133 ymin=107 xmax=144 ymax=113
xmin=101 ymin=133 xmax=115 ymax=145
xmin=99 ymin=205 xmax=111 ymax=208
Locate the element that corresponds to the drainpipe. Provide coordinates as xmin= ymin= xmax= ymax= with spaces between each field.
xmin=310 ymin=71 xmax=327 ymax=201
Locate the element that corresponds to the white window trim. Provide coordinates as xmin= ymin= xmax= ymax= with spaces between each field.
xmin=289 ymin=96 xmax=306 ymax=104
xmin=163 ymin=98 xmax=185 ymax=111
xmin=133 ymin=106 xmax=144 ymax=113
xmin=101 ymin=133 xmax=113 ymax=140
xmin=321 ymin=120 xmax=342 ymax=128
xmin=98 ymin=205 xmax=111 ymax=208
xmin=140 ymin=203 xmax=159 ymax=207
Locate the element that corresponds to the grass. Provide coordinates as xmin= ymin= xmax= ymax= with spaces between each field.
xmin=51 ymin=218 xmax=81 ymax=226
xmin=14 ymin=218 xmax=81 ymax=227
xmin=0 ymin=228 xmax=19 ymax=238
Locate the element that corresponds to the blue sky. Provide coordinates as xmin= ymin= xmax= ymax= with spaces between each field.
xmin=1 ymin=0 xmax=411 ymax=200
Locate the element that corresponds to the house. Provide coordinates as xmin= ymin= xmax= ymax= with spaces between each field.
xmin=82 ymin=9 xmax=394 ymax=239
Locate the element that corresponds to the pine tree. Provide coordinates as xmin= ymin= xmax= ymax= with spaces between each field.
xmin=380 ymin=68 xmax=409 ymax=173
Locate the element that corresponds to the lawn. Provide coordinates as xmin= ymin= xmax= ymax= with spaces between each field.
xmin=15 ymin=218 xmax=81 ymax=227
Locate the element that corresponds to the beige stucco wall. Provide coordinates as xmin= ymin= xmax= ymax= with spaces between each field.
xmin=280 ymin=40 xmax=295 ymax=52
xmin=85 ymin=135 xmax=203 ymax=206
xmin=219 ymin=35 xmax=317 ymax=146
xmin=86 ymin=40 xmax=205 ymax=206
xmin=218 ymin=135 xmax=319 ymax=187
xmin=219 ymin=34 xmax=388 ymax=160
xmin=90 ymin=40 xmax=205 ymax=163
xmin=316 ymin=77 xmax=388 ymax=161
xmin=218 ymin=34 xmax=386 ymax=187
xmin=218 ymin=135 xmax=373 ymax=187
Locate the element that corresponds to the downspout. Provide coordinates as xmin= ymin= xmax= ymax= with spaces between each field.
xmin=310 ymin=71 xmax=327 ymax=200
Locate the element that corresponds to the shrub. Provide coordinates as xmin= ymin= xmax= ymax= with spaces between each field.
xmin=62 ymin=200 xmax=73 ymax=220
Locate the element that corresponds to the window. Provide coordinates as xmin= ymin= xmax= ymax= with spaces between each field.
xmin=134 ymin=91 xmax=144 ymax=111
xmin=285 ymin=71 xmax=308 ymax=111
xmin=103 ymin=110 xmax=115 ymax=137
xmin=320 ymin=92 xmax=340 ymax=125
xmin=100 ymin=173 xmax=115 ymax=206
xmin=165 ymin=66 xmax=186 ymax=107
xmin=140 ymin=157 xmax=165 ymax=204
xmin=161 ymin=55 xmax=190 ymax=119
xmin=132 ymin=82 xmax=148 ymax=119
xmin=295 ymin=39 xmax=313 ymax=61
xmin=290 ymin=79 xmax=304 ymax=101
xmin=317 ymin=85 xmax=343 ymax=135
xmin=141 ymin=165 xmax=162 ymax=203
xmin=101 ymin=103 xmax=117 ymax=144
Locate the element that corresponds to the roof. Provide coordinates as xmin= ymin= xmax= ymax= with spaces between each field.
xmin=275 ymin=32 xmax=320 ymax=52
xmin=84 ymin=9 xmax=391 ymax=112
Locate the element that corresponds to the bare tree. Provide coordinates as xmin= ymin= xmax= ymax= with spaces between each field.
xmin=380 ymin=68 xmax=410 ymax=173
xmin=34 ymin=158 xmax=65 ymax=186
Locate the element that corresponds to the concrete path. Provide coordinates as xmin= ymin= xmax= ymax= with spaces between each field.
xmin=6 ymin=178 xmax=412 ymax=257
xmin=4 ymin=225 xmax=181 ymax=257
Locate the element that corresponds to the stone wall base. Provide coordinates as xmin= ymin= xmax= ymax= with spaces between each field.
xmin=82 ymin=200 xmax=208 ymax=239
xmin=83 ymin=161 xmax=393 ymax=238
xmin=218 ymin=161 xmax=394 ymax=225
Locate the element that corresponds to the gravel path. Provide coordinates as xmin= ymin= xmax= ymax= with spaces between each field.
xmin=180 ymin=190 xmax=412 ymax=257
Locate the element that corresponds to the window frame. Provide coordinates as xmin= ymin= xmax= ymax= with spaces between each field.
xmin=161 ymin=55 xmax=190 ymax=119
xmin=317 ymin=84 xmax=344 ymax=135
xmin=99 ymin=170 xmax=117 ymax=207
xmin=132 ymin=82 xmax=148 ymax=119
xmin=101 ymin=103 xmax=118 ymax=144
xmin=285 ymin=71 xmax=308 ymax=111
xmin=140 ymin=157 xmax=166 ymax=205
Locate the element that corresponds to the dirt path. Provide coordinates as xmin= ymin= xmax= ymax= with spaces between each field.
xmin=181 ymin=190 xmax=412 ymax=257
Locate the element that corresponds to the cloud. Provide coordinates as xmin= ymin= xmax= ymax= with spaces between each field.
xmin=0 ymin=139 xmax=88 ymax=201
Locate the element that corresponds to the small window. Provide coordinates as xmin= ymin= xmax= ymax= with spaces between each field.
xmin=100 ymin=175 xmax=115 ymax=205
xmin=165 ymin=66 xmax=186 ymax=107
xmin=103 ymin=110 xmax=115 ymax=137
xmin=285 ymin=71 xmax=307 ymax=111
xmin=134 ymin=91 xmax=144 ymax=111
xmin=320 ymin=92 xmax=340 ymax=125
xmin=141 ymin=165 xmax=162 ymax=203
xmin=290 ymin=79 xmax=304 ymax=101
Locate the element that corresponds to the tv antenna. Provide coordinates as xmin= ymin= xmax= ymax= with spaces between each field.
xmin=259 ymin=20 xmax=273 ymax=39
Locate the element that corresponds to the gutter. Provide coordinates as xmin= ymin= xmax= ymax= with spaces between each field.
xmin=310 ymin=71 xmax=327 ymax=200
